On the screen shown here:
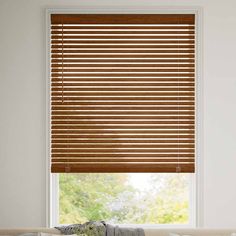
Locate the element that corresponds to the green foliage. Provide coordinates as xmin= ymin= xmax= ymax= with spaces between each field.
xmin=59 ymin=173 xmax=189 ymax=225
xmin=143 ymin=174 xmax=189 ymax=224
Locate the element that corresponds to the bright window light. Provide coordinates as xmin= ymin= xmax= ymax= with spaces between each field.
xmin=59 ymin=173 xmax=191 ymax=225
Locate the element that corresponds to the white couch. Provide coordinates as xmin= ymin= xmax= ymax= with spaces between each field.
xmin=0 ymin=228 xmax=236 ymax=236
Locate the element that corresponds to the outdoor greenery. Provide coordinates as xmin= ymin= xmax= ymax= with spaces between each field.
xmin=59 ymin=173 xmax=189 ymax=224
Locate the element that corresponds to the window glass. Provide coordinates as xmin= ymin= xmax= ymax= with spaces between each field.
xmin=59 ymin=173 xmax=191 ymax=224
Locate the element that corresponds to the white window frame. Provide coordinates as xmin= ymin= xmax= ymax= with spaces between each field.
xmin=45 ymin=6 xmax=203 ymax=228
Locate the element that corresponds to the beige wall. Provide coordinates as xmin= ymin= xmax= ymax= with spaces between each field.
xmin=0 ymin=0 xmax=236 ymax=228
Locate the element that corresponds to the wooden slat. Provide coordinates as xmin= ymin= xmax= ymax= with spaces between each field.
xmin=52 ymin=88 xmax=194 ymax=93
xmin=51 ymin=124 xmax=194 ymax=129
xmin=52 ymin=40 xmax=195 ymax=45
xmin=52 ymin=142 xmax=194 ymax=148
xmin=51 ymin=92 xmax=194 ymax=97
xmin=51 ymin=86 xmax=194 ymax=93
xmin=51 ymin=84 xmax=194 ymax=88
xmin=51 ymin=163 xmax=194 ymax=173
xmin=51 ymin=30 xmax=195 ymax=35
xmin=51 ymin=153 xmax=194 ymax=158
xmin=51 ymin=130 xmax=194 ymax=134
xmin=51 ymin=78 xmax=194 ymax=82
xmin=52 ymin=59 xmax=195 ymax=63
xmin=52 ymin=35 xmax=195 ymax=40
xmin=51 ymin=68 xmax=194 ymax=73
xmin=51 ymin=14 xmax=195 ymax=24
xmin=51 ymin=54 xmax=195 ymax=59
xmin=51 ymin=101 xmax=194 ymax=106
xmin=51 ymin=63 xmax=195 ymax=68
xmin=51 ymin=134 xmax=194 ymax=139
xmin=51 ymin=110 xmax=194 ymax=115
xmin=51 ymin=44 xmax=195 ymax=49
xmin=51 ymin=148 xmax=194 ymax=153
xmin=51 ymin=49 xmax=194 ymax=54
xmin=51 ymin=98 xmax=194 ymax=103
xmin=51 ymin=115 xmax=194 ymax=120
xmin=52 ymin=158 xmax=194 ymax=163
xmin=51 ymin=120 xmax=194 ymax=125
xmin=51 ymin=106 xmax=194 ymax=110
xmin=51 ymin=73 xmax=194 ymax=77
xmin=51 ymin=139 xmax=194 ymax=143
xmin=51 ymin=97 xmax=194 ymax=101
xmin=51 ymin=25 xmax=195 ymax=30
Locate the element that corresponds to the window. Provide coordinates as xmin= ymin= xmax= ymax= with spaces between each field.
xmin=49 ymin=13 xmax=196 ymax=226
xmin=58 ymin=173 xmax=193 ymax=225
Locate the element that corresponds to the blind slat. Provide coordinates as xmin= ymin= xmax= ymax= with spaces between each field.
xmin=51 ymin=163 xmax=194 ymax=173
xmin=51 ymin=30 xmax=195 ymax=35
xmin=52 ymin=40 xmax=195 ymax=44
xmin=52 ymin=153 xmax=194 ymax=157
xmin=52 ymin=63 xmax=195 ymax=68
xmin=51 ymin=25 xmax=195 ymax=30
xmin=51 ymin=120 xmax=194 ymax=124
xmin=52 ymin=44 xmax=195 ymax=49
xmin=51 ymin=14 xmax=195 ymax=24
xmin=52 ymin=79 xmax=194 ymax=83
xmin=51 ymin=134 xmax=195 ymax=139
xmin=51 ymin=139 xmax=194 ymax=143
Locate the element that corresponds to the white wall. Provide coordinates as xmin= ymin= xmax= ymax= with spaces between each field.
xmin=0 ymin=0 xmax=236 ymax=228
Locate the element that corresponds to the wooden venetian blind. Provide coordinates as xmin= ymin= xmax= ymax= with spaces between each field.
xmin=50 ymin=14 xmax=195 ymax=173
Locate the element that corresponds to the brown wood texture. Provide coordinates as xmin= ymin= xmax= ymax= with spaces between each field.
xmin=52 ymin=44 xmax=195 ymax=49
xmin=51 ymin=163 xmax=194 ymax=173
xmin=51 ymin=139 xmax=194 ymax=143
xmin=51 ymin=120 xmax=194 ymax=124
xmin=51 ymin=25 xmax=195 ymax=30
xmin=50 ymin=13 xmax=195 ymax=173
xmin=51 ymin=30 xmax=195 ymax=35
xmin=51 ymin=100 xmax=194 ymax=105
xmin=51 ymin=14 xmax=195 ymax=24
xmin=51 ymin=153 xmax=194 ymax=158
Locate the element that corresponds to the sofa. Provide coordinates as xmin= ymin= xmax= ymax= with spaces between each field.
xmin=0 ymin=228 xmax=236 ymax=236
